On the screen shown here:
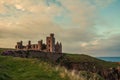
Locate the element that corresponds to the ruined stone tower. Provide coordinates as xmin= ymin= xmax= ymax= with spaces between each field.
xmin=15 ymin=33 xmax=62 ymax=53
xmin=38 ymin=40 xmax=43 ymax=51
xmin=46 ymin=33 xmax=55 ymax=52
xmin=15 ymin=41 xmax=23 ymax=49
xmin=27 ymin=40 xmax=31 ymax=50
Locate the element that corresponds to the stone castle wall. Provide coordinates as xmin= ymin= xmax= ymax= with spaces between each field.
xmin=15 ymin=33 xmax=62 ymax=53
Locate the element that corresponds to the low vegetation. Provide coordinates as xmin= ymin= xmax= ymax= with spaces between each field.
xmin=63 ymin=53 xmax=119 ymax=68
xmin=0 ymin=48 xmax=14 ymax=54
xmin=0 ymin=48 xmax=119 ymax=80
xmin=0 ymin=55 xmax=104 ymax=80
xmin=0 ymin=55 xmax=68 ymax=80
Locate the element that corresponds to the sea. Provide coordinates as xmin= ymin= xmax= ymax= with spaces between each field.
xmin=97 ymin=57 xmax=120 ymax=62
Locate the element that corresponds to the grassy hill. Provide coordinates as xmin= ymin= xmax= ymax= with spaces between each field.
xmin=63 ymin=53 xmax=119 ymax=68
xmin=0 ymin=55 xmax=104 ymax=80
xmin=0 ymin=55 xmax=68 ymax=80
xmin=0 ymin=48 xmax=119 ymax=80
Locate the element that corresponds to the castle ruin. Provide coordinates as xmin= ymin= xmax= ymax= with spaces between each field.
xmin=15 ymin=33 xmax=62 ymax=53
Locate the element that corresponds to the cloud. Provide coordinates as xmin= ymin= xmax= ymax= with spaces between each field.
xmin=78 ymin=34 xmax=120 ymax=57
xmin=0 ymin=0 xmax=118 ymax=56
xmin=94 ymin=0 xmax=116 ymax=7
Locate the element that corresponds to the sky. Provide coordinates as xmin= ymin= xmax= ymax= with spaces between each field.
xmin=0 ymin=0 xmax=120 ymax=57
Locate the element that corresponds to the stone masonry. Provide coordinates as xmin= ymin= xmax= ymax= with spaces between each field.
xmin=15 ymin=33 xmax=62 ymax=53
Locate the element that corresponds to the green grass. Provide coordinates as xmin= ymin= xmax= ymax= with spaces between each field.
xmin=0 ymin=56 xmax=70 ymax=80
xmin=63 ymin=53 xmax=119 ymax=68
xmin=0 ymin=55 xmax=105 ymax=80
xmin=0 ymin=48 xmax=5 ymax=53
xmin=0 ymin=48 xmax=119 ymax=80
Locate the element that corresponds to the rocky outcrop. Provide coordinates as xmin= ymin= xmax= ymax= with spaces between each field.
xmin=99 ymin=68 xmax=120 ymax=80
xmin=61 ymin=61 xmax=120 ymax=80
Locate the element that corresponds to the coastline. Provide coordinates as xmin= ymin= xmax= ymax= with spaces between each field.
xmin=97 ymin=57 xmax=120 ymax=62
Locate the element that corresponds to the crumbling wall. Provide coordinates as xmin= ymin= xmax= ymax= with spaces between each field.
xmin=1 ymin=50 xmax=63 ymax=63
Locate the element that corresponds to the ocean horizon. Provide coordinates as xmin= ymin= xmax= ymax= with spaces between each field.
xmin=97 ymin=57 xmax=120 ymax=62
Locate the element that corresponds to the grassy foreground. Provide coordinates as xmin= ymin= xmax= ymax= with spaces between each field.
xmin=0 ymin=55 xmax=68 ymax=80
xmin=0 ymin=55 xmax=104 ymax=80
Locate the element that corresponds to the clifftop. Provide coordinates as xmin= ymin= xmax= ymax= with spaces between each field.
xmin=0 ymin=48 xmax=120 ymax=80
